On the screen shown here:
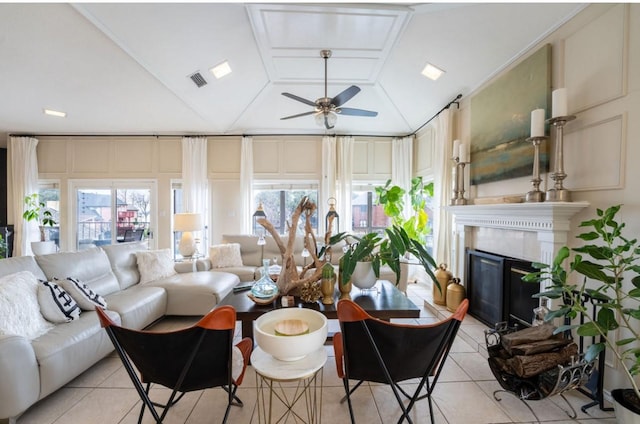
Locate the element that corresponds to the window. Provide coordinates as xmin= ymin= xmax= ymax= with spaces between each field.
xmin=253 ymin=186 xmax=318 ymax=235
xmin=72 ymin=181 xmax=155 ymax=251
xmin=38 ymin=182 xmax=60 ymax=249
xmin=351 ymin=186 xmax=390 ymax=235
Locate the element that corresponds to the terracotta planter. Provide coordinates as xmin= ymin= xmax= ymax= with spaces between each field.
xmin=613 ymin=389 xmax=640 ymax=424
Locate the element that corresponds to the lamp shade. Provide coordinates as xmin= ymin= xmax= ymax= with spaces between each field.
xmin=173 ymin=213 xmax=203 ymax=232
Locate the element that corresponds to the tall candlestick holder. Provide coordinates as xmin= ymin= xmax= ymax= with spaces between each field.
xmin=524 ymin=136 xmax=547 ymax=202
xmin=450 ymin=157 xmax=469 ymax=205
xmin=545 ymin=115 xmax=576 ymax=202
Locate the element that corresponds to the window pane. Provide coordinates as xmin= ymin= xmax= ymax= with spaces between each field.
xmin=253 ymin=189 xmax=318 ymax=235
xmin=351 ymin=190 xmax=389 ymax=234
xmin=77 ymin=188 xmax=111 ymax=251
xmin=39 ymin=187 xmax=60 ymax=249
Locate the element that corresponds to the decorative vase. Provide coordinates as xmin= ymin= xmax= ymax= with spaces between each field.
xmin=434 ymin=263 xmax=453 ymax=305
xmin=352 ymin=261 xmax=377 ymax=290
xmin=338 ymin=269 xmax=352 ymax=300
xmin=251 ymin=259 xmax=279 ymax=300
xmin=613 ymin=389 xmax=640 ymax=424
xmin=446 ymin=278 xmax=466 ymax=313
xmin=321 ymin=276 xmax=336 ymax=305
xmin=31 ymin=241 xmax=56 ymax=256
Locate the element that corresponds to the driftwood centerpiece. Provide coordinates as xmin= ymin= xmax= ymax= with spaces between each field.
xmin=257 ymin=196 xmax=338 ymax=296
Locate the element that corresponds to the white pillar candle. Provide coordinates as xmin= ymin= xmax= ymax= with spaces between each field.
xmin=459 ymin=142 xmax=467 ymax=163
xmin=452 ymin=139 xmax=460 ymax=159
xmin=530 ymin=109 xmax=545 ymax=137
xmin=552 ymin=88 xmax=567 ymax=118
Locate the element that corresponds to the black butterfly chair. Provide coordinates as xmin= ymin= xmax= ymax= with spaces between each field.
xmin=96 ymin=306 xmax=252 ymax=423
xmin=333 ymin=299 xmax=469 ymax=424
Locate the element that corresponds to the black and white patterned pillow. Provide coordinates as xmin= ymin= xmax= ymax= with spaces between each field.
xmin=37 ymin=280 xmax=81 ymax=323
xmin=56 ymin=277 xmax=107 ymax=310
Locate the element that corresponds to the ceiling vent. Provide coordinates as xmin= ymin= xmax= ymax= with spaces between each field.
xmin=189 ymin=72 xmax=208 ymax=88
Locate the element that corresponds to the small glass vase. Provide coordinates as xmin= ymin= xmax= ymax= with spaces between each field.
xmin=251 ymin=259 xmax=279 ymax=299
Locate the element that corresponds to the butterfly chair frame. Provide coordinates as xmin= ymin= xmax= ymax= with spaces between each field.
xmin=333 ymin=299 xmax=468 ymax=424
xmin=96 ymin=306 xmax=252 ymax=424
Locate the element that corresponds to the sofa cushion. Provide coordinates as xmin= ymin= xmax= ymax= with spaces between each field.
xmin=35 ymin=248 xmax=121 ymax=296
xmin=0 ymin=255 xmax=47 ymax=281
xmin=37 ymin=280 xmax=81 ymax=323
xmin=135 ymin=249 xmax=176 ymax=284
xmin=101 ymin=241 xmax=146 ymax=289
xmin=147 ymin=271 xmax=239 ymax=316
xmin=56 ymin=277 xmax=107 ymax=311
xmin=105 ymin=285 xmax=167 ymax=329
xmin=210 ymin=243 xmax=243 ymax=268
xmin=31 ymin=309 xmax=120 ymax=398
xmin=0 ymin=271 xmax=53 ymax=339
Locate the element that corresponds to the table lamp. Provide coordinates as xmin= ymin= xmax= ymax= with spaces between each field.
xmin=174 ymin=213 xmax=203 ymax=258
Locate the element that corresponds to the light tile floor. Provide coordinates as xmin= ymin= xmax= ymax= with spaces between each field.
xmin=14 ymin=282 xmax=617 ymax=424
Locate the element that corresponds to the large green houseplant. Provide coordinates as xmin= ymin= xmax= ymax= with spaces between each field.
xmin=523 ymin=205 xmax=640 ymax=416
xmin=375 ymin=176 xmax=434 ymax=243
xmin=23 ymin=193 xmax=57 ymax=242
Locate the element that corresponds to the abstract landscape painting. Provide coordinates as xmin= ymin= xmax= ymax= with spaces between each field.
xmin=470 ymin=44 xmax=551 ymax=185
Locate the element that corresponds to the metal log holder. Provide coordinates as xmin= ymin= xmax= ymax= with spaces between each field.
xmin=484 ymin=322 xmax=596 ymax=423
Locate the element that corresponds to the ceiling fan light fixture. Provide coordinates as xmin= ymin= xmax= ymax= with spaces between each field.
xmin=210 ymin=61 xmax=232 ymax=79
xmin=421 ymin=63 xmax=445 ymax=81
xmin=315 ymin=111 xmax=337 ymax=129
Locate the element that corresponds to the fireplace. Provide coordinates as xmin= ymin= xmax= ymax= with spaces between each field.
xmin=466 ymin=249 xmax=537 ymax=328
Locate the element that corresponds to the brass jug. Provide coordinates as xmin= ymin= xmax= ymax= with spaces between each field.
xmin=446 ymin=278 xmax=466 ymax=313
xmin=433 ymin=263 xmax=453 ymax=305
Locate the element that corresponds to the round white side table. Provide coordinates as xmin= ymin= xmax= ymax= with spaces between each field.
xmin=251 ymin=346 xmax=327 ymax=424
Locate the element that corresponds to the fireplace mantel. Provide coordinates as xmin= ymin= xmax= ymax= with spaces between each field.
xmin=448 ymin=202 xmax=590 ymax=233
xmin=448 ymin=201 xmax=589 ymax=279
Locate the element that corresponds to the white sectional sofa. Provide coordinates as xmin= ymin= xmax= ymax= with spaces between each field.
xmin=0 ymin=242 xmax=239 ymax=422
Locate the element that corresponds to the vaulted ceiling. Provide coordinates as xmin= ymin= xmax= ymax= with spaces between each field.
xmin=0 ymin=3 xmax=585 ymax=141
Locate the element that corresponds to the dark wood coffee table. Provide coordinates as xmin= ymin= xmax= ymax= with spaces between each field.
xmin=218 ymin=280 xmax=420 ymax=340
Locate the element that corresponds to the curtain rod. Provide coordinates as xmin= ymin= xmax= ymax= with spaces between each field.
xmin=9 ymin=96 xmax=463 ymax=140
xmin=8 ymin=132 xmax=400 ymax=139
xmin=406 ymin=93 xmax=462 ymax=137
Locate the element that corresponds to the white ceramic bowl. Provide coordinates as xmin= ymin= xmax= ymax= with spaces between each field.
xmin=254 ymin=308 xmax=328 ymax=361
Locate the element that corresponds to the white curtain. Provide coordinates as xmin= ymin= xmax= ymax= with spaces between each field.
xmin=392 ymin=136 xmax=414 ymax=220
xmin=432 ymin=108 xmax=455 ymax=269
xmin=240 ymin=136 xmax=254 ymax=234
xmin=10 ymin=136 xmax=39 ymax=256
xmin=336 ymin=136 xmax=354 ymax=233
xmin=181 ymin=136 xmax=208 ymax=222
xmin=321 ymin=136 xmax=336 ymax=234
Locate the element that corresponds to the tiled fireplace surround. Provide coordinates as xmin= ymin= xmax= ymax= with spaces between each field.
xmin=448 ymin=201 xmax=590 ymax=298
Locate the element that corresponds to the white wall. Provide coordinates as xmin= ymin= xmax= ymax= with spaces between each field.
xmin=454 ymin=3 xmax=640 ymax=394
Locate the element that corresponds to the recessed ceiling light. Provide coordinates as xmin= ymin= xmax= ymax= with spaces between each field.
xmin=43 ymin=108 xmax=67 ymax=118
xmin=210 ymin=61 xmax=232 ymax=79
xmin=421 ymin=63 xmax=445 ymax=81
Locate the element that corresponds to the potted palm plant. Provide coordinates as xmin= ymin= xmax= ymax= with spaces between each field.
xmin=523 ymin=205 xmax=640 ymax=423
xmin=23 ymin=193 xmax=58 ymax=255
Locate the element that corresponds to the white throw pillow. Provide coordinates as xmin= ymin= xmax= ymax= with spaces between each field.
xmin=0 ymin=271 xmax=54 ymax=339
xmin=136 ymin=249 xmax=177 ymax=284
xmin=56 ymin=277 xmax=107 ymax=310
xmin=209 ymin=243 xmax=243 ymax=268
xmin=38 ymin=280 xmax=81 ymax=323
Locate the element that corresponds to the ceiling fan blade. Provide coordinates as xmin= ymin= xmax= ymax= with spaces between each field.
xmin=338 ymin=107 xmax=378 ymax=117
xmin=331 ymin=85 xmax=361 ymax=107
xmin=280 ymin=110 xmax=316 ymax=120
xmin=282 ymin=92 xmax=317 ymax=107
